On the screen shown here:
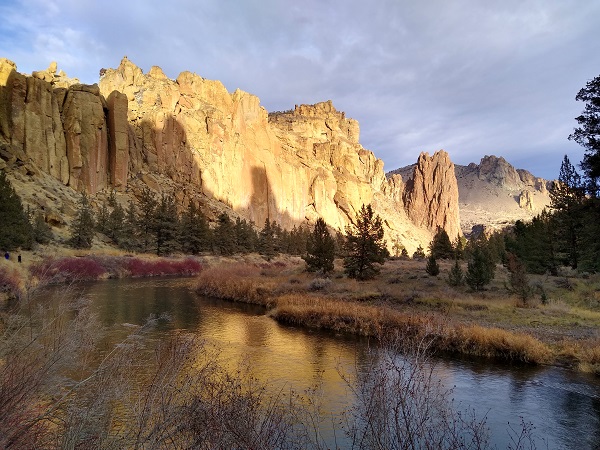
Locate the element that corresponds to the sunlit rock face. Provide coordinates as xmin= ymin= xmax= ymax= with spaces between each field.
xmin=390 ymin=154 xmax=552 ymax=235
xmin=0 ymin=58 xmax=129 ymax=194
xmin=1 ymin=56 xmax=463 ymax=252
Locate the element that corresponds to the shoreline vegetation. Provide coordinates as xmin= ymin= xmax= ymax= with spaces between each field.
xmin=2 ymin=250 xmax=600 ymax=374
xmin=194 ymin=255 xmax=600 ymax=374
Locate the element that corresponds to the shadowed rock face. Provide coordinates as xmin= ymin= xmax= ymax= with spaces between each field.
xmin=1 ymin=56 xmax=461 ymax=252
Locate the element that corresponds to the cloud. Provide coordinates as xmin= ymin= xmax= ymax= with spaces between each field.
xmin=1 ymin=0 xmax=598 ymax=179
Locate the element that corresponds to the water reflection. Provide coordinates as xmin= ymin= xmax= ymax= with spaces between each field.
xmin=52 ymin=277 xmax=600 ymax=449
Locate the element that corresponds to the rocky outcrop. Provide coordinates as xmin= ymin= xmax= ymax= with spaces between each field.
xmin=1 ymin=57 xmax=463 ymax=252
xmin=0 ymin=58 xmax=129 ymax=194
xmin=389 ymin=154 xmax=552 ymax=235
xmin=402 ymin=151 xmax=461 ymax=240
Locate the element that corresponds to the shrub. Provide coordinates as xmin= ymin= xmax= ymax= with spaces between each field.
xmin=30 ymin=257 xmax=107 ymax=283
xmin=126 ymin=257 xmax=202 ymax=277
xmin=308 ymin=277 xmax=331 ymax=291
xmin=0 ymin=265 xmax=21 ymax=298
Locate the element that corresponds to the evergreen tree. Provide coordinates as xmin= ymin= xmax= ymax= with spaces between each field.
xmin=569 ymin=74 xmax=600 ymax=192
xmin=28 ymin=207 xmax=52 ymax=244
xmin=233 ymin=217 xmax=257 ymax=254
xmin=258 ymin=218 xmax=277 ymax=260
xmin=0 ymin=170 xmax=33 ymax=251
xmin=429 ymin=227 xmax=454 ymax=259
xmin=96 ymin=201 xmax=110 ymax=234
xmin=334 ymin=230 xmax=346 ymax=257
xmin=465 ymin=247 xmax=494 ymax=291
xmin=303 ymin=218 xmax=335 ymax=274
xmin=121 ymin=200 xmax=140 ymax=251
xmin=447 ymin=258 xmax=464 ymax=287
xmin=400 ymin=247 xmax=409 ymax=259
xmin=453 ymin=236 xmax=466 ymax=260
xmin=425 ymin=253 xmax=440 ymax=276
xmin=154 ymin=194 xmax=179 ymax=255
xmin=504 ymin=213 xmax=557 ymax=275
xmin=138 ymin=188 xmax=157 ymax=253
xmin=549 ymin=156 xmax=585 ymax=268
xmin=505 ymin=252 xmax=533 ymax=304
xmin=68 ymin=192 xmax=95 ymax=249
xmin=180 ymin=202 xmax=210 ymax=254
xmin=412 ymin=245 xmax=426 ymax=259
xmin=343 ymin=204 xmax=389 ymax=280
xmin=213 ymin=212 xmax=236 ymax=256
xmin=106 ymin=201 xmax=126 ymax=245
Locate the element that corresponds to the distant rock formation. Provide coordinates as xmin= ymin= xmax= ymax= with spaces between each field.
xmin=0 ymin=56 xmax=463 ymax=252
xmin=389 ymin=155 xmax=552 ymax=235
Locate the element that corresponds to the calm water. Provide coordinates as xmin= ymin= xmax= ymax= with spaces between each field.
xmin=59 ymin=277 xmax=600 ymax=449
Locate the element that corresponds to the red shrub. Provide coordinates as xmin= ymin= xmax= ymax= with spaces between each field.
xmin=125 ymin=257 xmax=202 ymax=277
xmin=30 ymin=257 xmax=107 ymax=283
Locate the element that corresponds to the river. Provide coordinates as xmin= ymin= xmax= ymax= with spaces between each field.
xmin=59 ymin=277 xmax=600 ymax=449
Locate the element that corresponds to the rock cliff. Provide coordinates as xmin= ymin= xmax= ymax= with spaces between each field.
xmin=0 ymin=57 xmax=462 ymax=253
xmin=389 ymin=155 xmax=552 ymax=235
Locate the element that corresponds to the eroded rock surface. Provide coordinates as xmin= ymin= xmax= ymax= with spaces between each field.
xmin=1 ymin=57 xmax=463 ymax=252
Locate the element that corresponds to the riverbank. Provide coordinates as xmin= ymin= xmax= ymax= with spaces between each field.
xmin=195 ymin=256 xmax=600 ymax=374
xmin=0 ymin=245 xmax=203 ymax=302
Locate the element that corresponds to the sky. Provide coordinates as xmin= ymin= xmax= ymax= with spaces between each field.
xmin=1 ymin=0 xmax=599 ymax=180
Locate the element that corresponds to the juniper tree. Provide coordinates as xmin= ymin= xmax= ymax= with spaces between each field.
xmin=0 ymin=170 xmax=33 ymax=251
xmin=343 ymin=204 xmax=389 ymax=280
xmin=425 ymin=253 xmax=440 ymax=276
xmin=68 ymin=192 xmax=95 ymax=249
xmin=303 ymin=218 xmax=335 ymax=274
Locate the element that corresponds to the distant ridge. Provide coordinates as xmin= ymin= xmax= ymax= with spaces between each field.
xmin=388 ymin=155 xmax=552 ymax=235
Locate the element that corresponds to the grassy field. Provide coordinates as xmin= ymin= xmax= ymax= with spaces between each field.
xmin=196 ymin=255 xmax=600 ymax=374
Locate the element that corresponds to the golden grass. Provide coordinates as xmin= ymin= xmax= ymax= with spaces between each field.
xmin=195 ymin=263 xmax=277 ymax=306
xmin=192 ymin=258 xmax=600 ymax=370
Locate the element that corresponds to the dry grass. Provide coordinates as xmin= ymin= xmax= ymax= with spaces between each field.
xmin=193 ymin=258 xmax=600 ymax=370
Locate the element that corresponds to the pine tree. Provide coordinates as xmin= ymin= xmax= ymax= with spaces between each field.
xmin=121 ymin=199 xmax=140 ymax=251
xmin=138 ymin=188 xmax=157 ymax=253
xmin=465 ymin=247 xmax=494 ymax=291
xmin=29 ymin=207 xmax=52 ymax=244
xmin=343 ymin=204 xmax=389 ymax=280
xmin=0 ymin=170 xmax=33 ymax=251
xmin=505 ymin=252 xmax=532 ymax=304
xmin=412 ymin=245 xmax=426 ymax=259
xmin=303 ymin=218 xmax=335 ymax=273
xmin=569 ymin=74 xmax=600 ymax=191
xmin=106 ymin=201 xmax=125 ymax=245
xmin=96 ymin=201 xmax=110 ymax=235
xmin=68 ymin=192 xmax=95 ymax=249
xmin=213 ymin=212 xmax=236 ymax=256
xmin=233 ymin=217 xmax=257 ymax=254
xmin=429 ymin=227 xmax=454 ymax=259
xmin=258 ymin=218 xmax=277 ymax=261
xmin=180 ymin=202 xmax=210 ymax=254
xmin=154 ymin=194 xmax=179 ymax=255
xmin=447 ymin=258 xmax=464 ymax=287
xmin=425 ymin=253 xmax=440 ymax=276
xmin=549 ymin=156 xmax=585 ymax=268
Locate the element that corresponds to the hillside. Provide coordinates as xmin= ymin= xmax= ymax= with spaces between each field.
xmin=389 ymin=155 xmax=552 ymax=235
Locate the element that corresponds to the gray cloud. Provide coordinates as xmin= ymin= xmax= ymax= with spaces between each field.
xmin=1 ymin=0 xmax=598 ymax=179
